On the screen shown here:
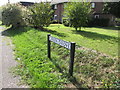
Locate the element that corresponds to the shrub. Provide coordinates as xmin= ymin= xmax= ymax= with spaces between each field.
xmin=0 ymin=7 xmax=2 ymax=21
xmin=52 ymin=20 xmax=62 ymax=24
xmin=52 ymin=20 xmax=58 ymax=24
xmin=87 ymin=18 xmax=110 ymax=27
xmin=64 ymin=2 xmax=91 ymax=30
xmin=62 ymin=18 xmax=70 ymax=27
xmin=2 ymin=3 xmax=28 ymax=28
xmin=28 ymin=2 xmax=54 ymax=28
xmin=115 ymin=18 xmax=120 ymax=26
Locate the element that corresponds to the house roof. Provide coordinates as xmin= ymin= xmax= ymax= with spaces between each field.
xmin=20 ymin=1 xmax=34 ymax=6
xmin=50 ymin=0 xmax=93 ymax=5
xmin=51 ymin=0 xmax=69 ymax=5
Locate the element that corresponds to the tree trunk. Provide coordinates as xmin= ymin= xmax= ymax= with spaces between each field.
xmin=75 ymin=27 xmax=77 ymax=31
xmin=79 ymin=27 xmax=81 ymax=30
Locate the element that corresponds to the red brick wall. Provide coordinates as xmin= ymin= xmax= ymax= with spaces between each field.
xmin=92 ymin=2 xmax=104 ymax=13
xmin=54 ymin=3 xmax=64 ymax=22
xmin=54 ymin=2 xmax=104 ymax=22
xmin=53 ymin=2 xmax=115 ymax=26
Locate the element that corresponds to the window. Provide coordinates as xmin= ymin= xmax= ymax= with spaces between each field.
xmin=111 ymin=16 xmax=114 ymax=21
xmin=54 ymin=5 xmax=57 ymax=9
xmin=94 ymin=15 xmax=100 ymax=19
xmin=54 ymin=15 xmax=57 ymax=20
xmin=91 ymin=3 xmax=95 ymax=8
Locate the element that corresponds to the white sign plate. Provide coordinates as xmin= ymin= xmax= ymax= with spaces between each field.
xmin=49 ymin=36 xmax=71 ymax=49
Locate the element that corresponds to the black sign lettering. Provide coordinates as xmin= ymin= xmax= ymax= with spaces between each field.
xmin=49 ymin=36 xmax=71 ymax=49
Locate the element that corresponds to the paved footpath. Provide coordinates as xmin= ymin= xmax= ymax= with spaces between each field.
xmin=0 ymin=26 xmax=28 ymax=89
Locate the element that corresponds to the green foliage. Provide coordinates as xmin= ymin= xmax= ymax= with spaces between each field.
xmin=64 ymin=2 xmax=91 ymax=30
xmin=28 ymin=2 xmax=54 ymax=28
xmin=2 ymin=3 xmax=28 ymax=28
xmin=8 ymin=27 xmax=67 ymax=88
xmin=103 ymin=2 xmax=120 ymax=18
xmin=0 ymin=7 xmax=2 ymax=21
xmin=87 ymin=18 xmax=110 ymax=27
xmin=62 ymin=18 xmax=70 ymax=27
xmin=115 ymin=18 xmax=120 ymax=26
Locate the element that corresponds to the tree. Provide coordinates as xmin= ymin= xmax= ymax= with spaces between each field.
xmin=103 ymin=2 xmax=120 ymax=18
xmin=0 ymin=7 xmax=2 ymax=21
xmin=28 ymin=2 xmax=54 ymax=29
xmin=2 ymin=3 xmax=28 ymax=28
xmin=64 ymin=2 xmax=91 ymax=30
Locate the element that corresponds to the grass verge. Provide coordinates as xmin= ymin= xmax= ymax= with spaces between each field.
xmin=51 ymin=43 xmax=119 ymax=88
xmin=46 ymin=24 xmax=119 ymax=58
xmin=4 ymin=26 xmax=119 ymax=88
xmin=6 ymin=27 xmax=69 ymax=88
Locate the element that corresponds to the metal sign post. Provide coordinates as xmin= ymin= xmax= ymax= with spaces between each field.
xmin=47 ymin=34 xmax=75 ymax=76
xmin=47 ymin=34 xmax=51 ymax=58
xmin=69 ymin=42 xmax=75 ymax=76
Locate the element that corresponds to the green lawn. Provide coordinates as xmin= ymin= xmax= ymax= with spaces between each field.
xmin=5 ymin=25 xmax=119 ymax=88
xmin=6 ymin=27 xmax=69 ymax=88
xmin=46 ymin=24 xmax=119 ymax=58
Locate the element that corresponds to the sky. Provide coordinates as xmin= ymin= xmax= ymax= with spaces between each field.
xmin=0 ymin=0 xmax=52 ymax=6
xmin=0 ymin=0 xmax=119 ymax=6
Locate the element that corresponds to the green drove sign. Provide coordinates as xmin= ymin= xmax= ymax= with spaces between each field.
xmin=49 ymin=36 xmax=71 ymax=49
xmin=47 ymin=34 xmax=76 ymax=76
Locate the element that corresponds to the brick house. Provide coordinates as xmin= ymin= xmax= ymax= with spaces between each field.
xmin=91 ymin=2 xmax=116 ymax=26
xmin=51 ymin=0 xmax=116 ymax=26
xmin=51 ymin=0 xmax=68 ymax=22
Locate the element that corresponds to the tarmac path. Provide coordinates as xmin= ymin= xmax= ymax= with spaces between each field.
xmin=0 ymin=26 xmax=28 ymax=89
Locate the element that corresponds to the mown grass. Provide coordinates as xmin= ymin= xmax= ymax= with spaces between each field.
xmin=4 ymin=25 xmax=119 ymax=88
xmin=5 ymin=27 xmax=69 ymax=88
xmin=46 ymin=24 xmax=119 ymax=58
xmin=46 ymin=24 xmax=119 ymax=88
xmin=51 ymin=44 xmax=119 ymax=88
